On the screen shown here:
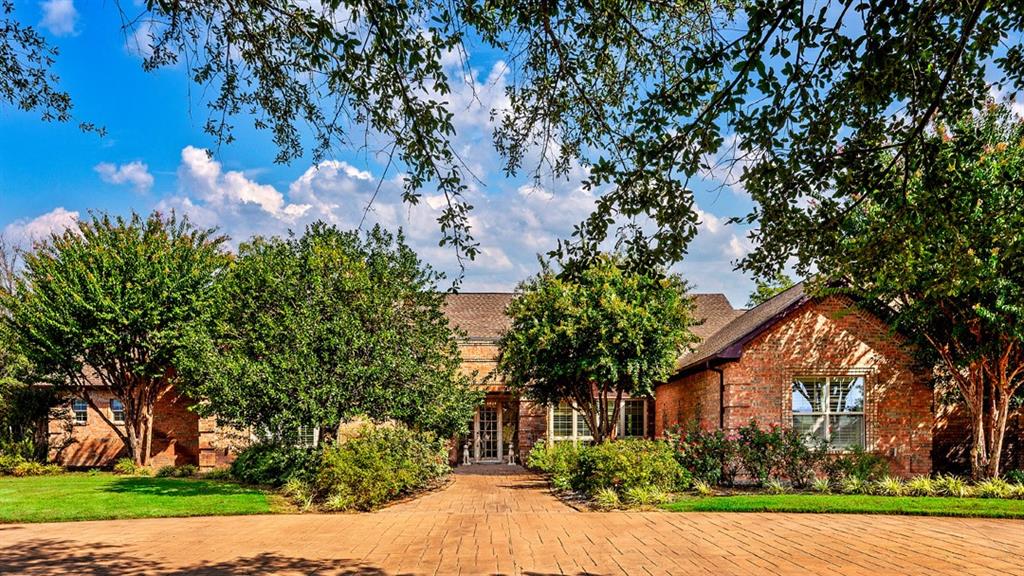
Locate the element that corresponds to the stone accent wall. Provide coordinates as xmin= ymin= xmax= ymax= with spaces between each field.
xmin=459 ymin=341 xmax=504 ymax=391
xmin=656 ymin=296 xmax=934 ymax=477
xmin=49 ymin=385 xmax=200 ymax=468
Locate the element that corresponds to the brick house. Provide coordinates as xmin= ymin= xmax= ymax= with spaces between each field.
xmin=49 ymin=283 xmax=1019 ymax=475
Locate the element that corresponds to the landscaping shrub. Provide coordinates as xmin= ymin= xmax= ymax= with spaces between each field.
xmin=777 ymin=428 xmax=827 ymax=488
xmin=314 ymin=423 xmax=448 ymax=511
xmin=571 ymin=438 xmax=690 ymax=496
xmin=668 ymin=425 xmax=740 ymax=486
xmin=0 ymin=454 xmax=62 ymax=477
xmin=735 ymin=421 xmax=785 ymax=486
xmin=823 ymin=447 xmax=890 ymax=483
xmin=592 ymin=487 xmax=621 ymax=510
xmin=812 ymin=477 xmax=832 ymax=494
xmin=113 ymin=458 xmax=151 ymax=476
xmin=974 ymin=478 xmax=1013 ymax=499
xmin=155 ymin=464 xmax=198 ymax=478
xmin=873 ymin=476 xmax=906 ymax=497
xmin=0 ymin=437 xmax=37 ymax=460
xmin=230 ymin=441 xmax=319 ymax=486
xmin=935 ymin=474 xmax=973 ymax=498
xmin=623 ymin=485 xmax=669 ymax=507
xmin=765 ymin=478 xmax=788 ymax=495
xmin=906 ymin=476 xmax=937 ymax=497
xmin=526 ymin=441 xmax=584 ymax=490
xmin=691 ymin=479 xmax=714 ymax=496
xmin=1004 ymin=469 xmax=1024 ymax=484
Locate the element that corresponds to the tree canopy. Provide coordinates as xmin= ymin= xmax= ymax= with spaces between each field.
xmin=7 ymin=2 xmax=1021 ymax=275
xmin=818 ymin=104 xmax=1024 ymax=478
xmin=178 ymin=223 xmax=481 ymax=440
xmin=747 ymin=272 xmax=796 ymax=308
xmin=1 ymin=212 xmax=229 ymax=464
xmin=496 ymin=255 xmax=697 ymax=442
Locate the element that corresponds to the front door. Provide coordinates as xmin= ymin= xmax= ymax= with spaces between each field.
xmin=472 ymin=403 xmax=503 ymax=462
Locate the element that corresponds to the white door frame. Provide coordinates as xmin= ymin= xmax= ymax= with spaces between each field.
xmin=472 ymin=402 xmax=503 ymax=463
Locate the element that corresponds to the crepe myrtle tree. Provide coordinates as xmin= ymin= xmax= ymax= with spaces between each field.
xmin=1 ymin=212 xmax=229 ymax=465
xmin=497 ymin=255 xmax=698 ymax=443
xmin=820 ymin=104 xmax=1024 ymax=479
xmin=177 ymin=222 xmax=481 ymax=442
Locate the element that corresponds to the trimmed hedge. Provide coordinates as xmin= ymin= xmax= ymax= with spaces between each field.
xmin=230 ymin=442 xmax=319 ymax=486
xmin=315 ymin=424 xmax=449 ymax=511
xmin=528 ymin=438 xmax=690 ymax=498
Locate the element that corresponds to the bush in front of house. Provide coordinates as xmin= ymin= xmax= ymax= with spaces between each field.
xmin=528 ymin=438 xmax=690 ymax=504
xmin=526 ymin=441 xmax=585 ymax=491
xmin=572 ymin=438 xmax=690 ymax=496
xmin=0 ymin=453 xmax=62 ymax=476
xmin=230 ymin=441 xmax=319 ymax=487
xmin=314 ymin=423 xmax=449 ymax=511
xmin=668 ymin=425 xmax=741 ymax=487
xmin=155 ymin=464 xmax=198 ymax=478
xmin=822 ymin=446 xmax=890 ymax=485
xmin=113 ymin=457 xmax=151 ymax=476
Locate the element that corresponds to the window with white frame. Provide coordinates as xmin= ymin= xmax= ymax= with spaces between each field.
xmin=792 ymin=376 xmax=865 ymax=450
xmin=110 ymin=399 xmax=125 ymax=424
xmin=296 ymin=426 xmax=319 ymax=448
xmin=72 ymin=398 xmax=88 ymax=425
xmin=621 ymin=399 xmax=646 ymax=437
xmin=549 ymin=398 xmax=647 ymax=442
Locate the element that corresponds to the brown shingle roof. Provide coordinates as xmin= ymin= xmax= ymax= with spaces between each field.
xmin=443 ymin=293 xmax=515 ymax=340
xmin=443 ymin=292 xmax=743 ymax=342
xmin=674 ymin=282 xmax=808 ymax=372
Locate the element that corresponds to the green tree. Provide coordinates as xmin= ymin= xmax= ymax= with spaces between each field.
xmin=746 ymin=273 xmax=796 ymax=308
xmin=8 ymin=2 xmax=1023 ymax=274
xmin=0 ymin=212 xmax=229 ymax=465
xmin=179 ymin=223 xmax=480 ymax=440
xmin=818 ymin=104 xmax=1024 ymax=479
xmin=496 ymin=256 xmax=698 ymax=442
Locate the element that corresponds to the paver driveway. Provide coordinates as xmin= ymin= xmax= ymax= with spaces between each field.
xmin=0 ymin=465 xmax=1021 ymax=575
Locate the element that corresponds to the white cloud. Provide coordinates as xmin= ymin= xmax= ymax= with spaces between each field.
xmin=176 ymin=146 xmax=310 ymax=220
xmin=39 ymin=0 xmax=78 ymax=36
xmin=94 ymin=161 xmax=154 ymax=193
xmin=3 ymin=207 xmax=79 ymax=246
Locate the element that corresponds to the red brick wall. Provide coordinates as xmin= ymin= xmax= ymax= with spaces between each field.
xmin=49 ymin=386 xmax=200 ymax=468
xmin=656 ymin=296 xmax=934 ymax=477
xmin=654 ymin=370 xmax=720 ymax=438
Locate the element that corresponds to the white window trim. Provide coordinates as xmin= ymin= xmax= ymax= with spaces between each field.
xmin=791 ymin=375 xmax=866 ymax=450
xmin=296 ymin=426 xmax=320 ymax=448
xmin=548 ymin=398 xmax=648 ymax=444
xmin=71 ymin=398 xmax=88 ymax=425
xmin=109 ymin=399 xmax=125 ymax=424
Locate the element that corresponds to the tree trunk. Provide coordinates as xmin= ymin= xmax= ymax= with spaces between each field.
xmin=142 ymin=405 xmax=155 ymax=467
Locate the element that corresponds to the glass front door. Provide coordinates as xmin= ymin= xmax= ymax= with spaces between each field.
xmin=471 ymin=403 xmax=502 ymax=463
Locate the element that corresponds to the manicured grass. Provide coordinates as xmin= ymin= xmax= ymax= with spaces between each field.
xmin=0 ymin=473 xmax=274 ymax=523
xmin=663 ymin=493 xmax=1024 ymax=518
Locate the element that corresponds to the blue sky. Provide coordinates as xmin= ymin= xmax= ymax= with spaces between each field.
xmin=1 ymin=1 xmax=761 ymax=306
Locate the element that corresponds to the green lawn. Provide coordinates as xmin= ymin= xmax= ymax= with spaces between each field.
xmin=0 ymin=473 xmax=275 ymax=523
xmin=663 ymin=494 xmax=1024 ymax=518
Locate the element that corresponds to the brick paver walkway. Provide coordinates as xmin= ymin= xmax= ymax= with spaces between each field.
xmin=1 ymin=465 xmax=1021 ymax=575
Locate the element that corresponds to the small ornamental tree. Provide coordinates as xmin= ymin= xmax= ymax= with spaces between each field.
xmin=497 ymin=255 xmax=698 ymax=443
xmin=1 ymin=212 xmax=228 ymax=465
xmin=178 ymin=223 xmax=480 ymax=441
xmin=821 ymin=104 xmax=1024 ymax=478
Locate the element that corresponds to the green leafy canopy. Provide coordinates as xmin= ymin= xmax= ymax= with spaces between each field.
xmin=497 ymin=255 xmax=698 ymax=441
xmin=177 ymin=222 xmax=481 ymax=440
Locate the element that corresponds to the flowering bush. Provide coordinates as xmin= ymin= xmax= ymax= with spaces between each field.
xmin=667 ymin=425 xmax=741 ymax=486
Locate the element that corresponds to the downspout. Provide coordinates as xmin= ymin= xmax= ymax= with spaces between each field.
xmin=708 ymin=362 xmax=725 ymax=430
